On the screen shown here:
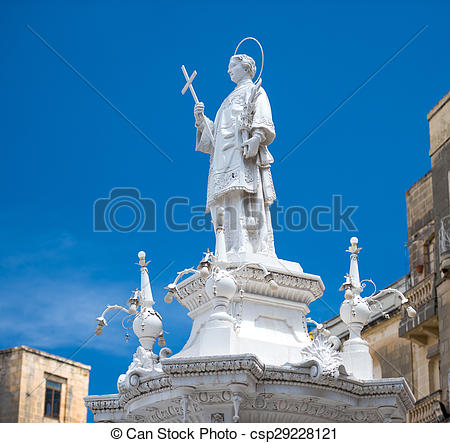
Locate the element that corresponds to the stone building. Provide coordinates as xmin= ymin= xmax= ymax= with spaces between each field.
xmin=323 ymin=91 xmax=450 ymax=423
xmin=0 ymin=345 xmax=90 ymax=422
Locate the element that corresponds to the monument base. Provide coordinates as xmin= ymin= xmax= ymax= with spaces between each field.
xmin=85 ymin=354 xmax=414 ymax=423
xmin=172 ymin=256 xmax=323 ymax=366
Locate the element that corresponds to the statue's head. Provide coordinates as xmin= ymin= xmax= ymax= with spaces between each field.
xmin=228 ymin=54 xmax=256 ymax=84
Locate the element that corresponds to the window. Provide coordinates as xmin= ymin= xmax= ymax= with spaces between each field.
xmin=44 ymin=380 xmax=61 ymax=418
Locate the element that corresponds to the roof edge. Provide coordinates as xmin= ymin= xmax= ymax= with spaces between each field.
xmin=0 ymin=345 xmax=91 ymax=370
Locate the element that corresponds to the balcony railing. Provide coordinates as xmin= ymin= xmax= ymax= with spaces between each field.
xmin=405 ymin=273 xmax=435 ymax=308
xmin=408 ymin=390 xmax=445 ymax=423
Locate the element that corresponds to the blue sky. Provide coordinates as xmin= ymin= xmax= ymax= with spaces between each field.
xmin=1 ymin=0 xmax=449 ymax=422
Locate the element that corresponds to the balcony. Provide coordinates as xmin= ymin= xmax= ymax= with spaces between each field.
xmin=408 ymin=390 xmax=446 ymax=423
xmin=399 ymin=273 xmax=438 ymax=342
xmin=407 ymin=273 xmax=435 ymax=306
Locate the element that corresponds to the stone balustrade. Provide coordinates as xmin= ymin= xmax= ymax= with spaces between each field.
xmin=408 ymin=390 xmax=445 ymax=423
xmin=405 ymin=273 xmax=435 ymax=308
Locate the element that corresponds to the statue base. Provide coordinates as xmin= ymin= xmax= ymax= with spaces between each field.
xmin=171 ymin=255 xmax=323 ymax=366
xmin=226 ymin=251 xmax=303 ymax=274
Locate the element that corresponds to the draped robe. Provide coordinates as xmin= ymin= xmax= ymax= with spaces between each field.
xmin=196 ymin=79 xmax=277 ymax=257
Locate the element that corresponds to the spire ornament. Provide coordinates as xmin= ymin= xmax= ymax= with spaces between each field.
xmin=94 ymin=252 xmax=165 ymax=349
xmin=339 ymin=238 xmax=416 ymax=380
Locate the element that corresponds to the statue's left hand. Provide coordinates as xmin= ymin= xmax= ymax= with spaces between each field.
xmin=241 ymin=136 xmax=260 ymax=159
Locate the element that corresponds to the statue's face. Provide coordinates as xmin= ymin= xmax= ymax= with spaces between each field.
xmin=228 ymin=58 xmax=248 ymax=84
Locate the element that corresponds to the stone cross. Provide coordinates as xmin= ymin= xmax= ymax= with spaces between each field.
xmin=181 ymin=65 xmax=198 ymax=101
xmin=181 ymin=65 xmax=214 ymax=143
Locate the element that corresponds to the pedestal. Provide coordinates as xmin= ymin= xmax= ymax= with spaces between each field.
xmin=343 ymin=337 xmax=373 ymax=380
xmin=172 ymin=257 xmax=324 ymax=366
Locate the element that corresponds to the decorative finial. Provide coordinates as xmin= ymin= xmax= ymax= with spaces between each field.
xmin=93 ymin=250 xmax=163 ymax=348
xmin=137 ymin=250 xmax=150 ymax=268
xmin=346 ymin=237 xmax=362 ymax=255
xmin=340 ymin=237 xmax=362 ymax=294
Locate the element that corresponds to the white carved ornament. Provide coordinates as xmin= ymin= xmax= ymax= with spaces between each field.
xmin=300 ymin=334 xmax=343 ymax=378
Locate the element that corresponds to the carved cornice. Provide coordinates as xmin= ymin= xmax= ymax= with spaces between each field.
xmin=234 ymin=267 xmax=323 ymax=301
xmin=84 ymin=395 xmax=122 ymax=413
xmin=262 ymin=367 xmax=415 ymax=411
xmin=175 ymin=275 xmax=207 ymax=311
xmin=85 ymin=374 xmax=173 ymax=414
xmin=119 ymin=374 xmax=172 ymax=404
xmin=161 ymin=354 xmax=265 ymax=380
xmin=174 ymin=267 xmax=323 ymax=312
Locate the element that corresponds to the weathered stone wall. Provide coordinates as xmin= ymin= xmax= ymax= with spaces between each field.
xmin=0 ymin=346 xmax=90 ymax=423
xmin=428 ymin=91 xmax=450 ymax=411
xmin=428 ymin=91 xmax=450 ymax=158
xmin=429 ymin=92 xmax=450 ymax=282
xmin=405 ymin=171 xmax=434 ymax=286
xmin=362 ymin=313 xmax=414 ymax=390
xmin=436 ymin=278 xmax=450 ymax=410
xmin=0 ymin=348 xmax=22 ymax=422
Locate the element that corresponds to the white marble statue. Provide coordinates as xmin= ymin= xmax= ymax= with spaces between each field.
xmin=191 ymin=54 xmax=277 ymax=258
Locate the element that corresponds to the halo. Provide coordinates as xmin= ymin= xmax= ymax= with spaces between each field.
xmin=234 ymin=37 xmax=264 ymax=84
